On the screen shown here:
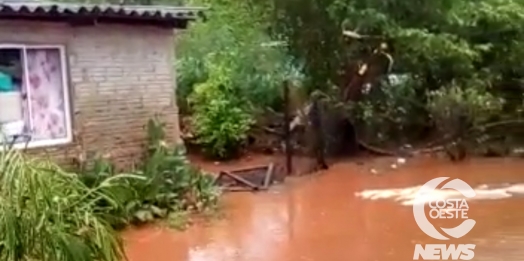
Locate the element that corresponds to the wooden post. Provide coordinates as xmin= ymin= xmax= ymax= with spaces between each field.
xmin=311 ymin=95 xmax=328 ymax=170
xmin=283 ymin=81 xmax=293 ymax=175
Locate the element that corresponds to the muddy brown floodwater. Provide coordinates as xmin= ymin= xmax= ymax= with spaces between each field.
xmin=124 ymin=156 xmax=524 ymax=261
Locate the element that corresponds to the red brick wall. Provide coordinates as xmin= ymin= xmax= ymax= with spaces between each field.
xmin=0 ymin=21 xmax=181 ymax=170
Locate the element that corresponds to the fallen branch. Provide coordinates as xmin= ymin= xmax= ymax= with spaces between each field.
xmin=364 ymin=120 xmax=524 ymax=156
xmin=357 ymin=139 xmax=397 ymax=156
xmin=471 ymin=119 xmax=524 ymax=131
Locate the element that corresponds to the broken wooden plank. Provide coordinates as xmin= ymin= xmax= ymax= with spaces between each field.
xmin=216 ymin=171 xmax=261 ymax=190
xmin=263 ymin=163 xmax=274 ymax=189
xmin=213 ymin=162 xmax=278 ymax=192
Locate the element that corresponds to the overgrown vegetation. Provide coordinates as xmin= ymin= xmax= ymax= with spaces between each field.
xmin=178 ymin=0 xmax=524 ymax=156
xmin=81 ymin=118 xmax=220 ymax=227
xmin=177 ymin=0 xmax=302 ymax=157
xmin=0 ymin=118 xmax=220 ymax=261
xmin=177 ymin=0 xmax=297 ymax=111
xmin=189 ymin=64 xmax=255 ymax=159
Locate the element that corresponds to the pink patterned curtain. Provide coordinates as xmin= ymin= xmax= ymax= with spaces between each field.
xmin=25 ymin=49 xmax=67 ymax=141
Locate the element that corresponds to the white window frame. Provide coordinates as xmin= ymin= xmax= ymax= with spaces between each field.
xmin=0 ymin=44 xmax=72 ymax=149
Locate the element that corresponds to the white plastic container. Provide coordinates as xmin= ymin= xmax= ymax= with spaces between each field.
xmin=1 ymin=120 xmax=25 ymax=136
xmin=0 ymin=91 xmax=22 ymax=123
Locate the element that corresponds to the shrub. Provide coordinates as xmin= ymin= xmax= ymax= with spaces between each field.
xmin=427 ymin=83 xmax=505 ymax=136
xmin=128 ymin=119 xmax=220 ymax=224
xmin=353 ymin=75 xmax=428 ymax=147
xmin=0 ymin=147 xmax=127 ymax=261
xmin=189 ymin=63 xmax=255 ymax=159
xmin=81 ymin=118 xmax=221 ymax=227
xmin=176 ymin=0 xmax=297 ymax=111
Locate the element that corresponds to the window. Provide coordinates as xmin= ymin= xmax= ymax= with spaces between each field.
xmin=0 ymin=45 xmax=72 ymax=149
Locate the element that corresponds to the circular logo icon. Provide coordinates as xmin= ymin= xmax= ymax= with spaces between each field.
xmin=413 ymin=177 xmax=476 ymax=240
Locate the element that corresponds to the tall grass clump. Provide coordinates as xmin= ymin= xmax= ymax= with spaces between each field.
xmin=0 ymin=147 xmax=127 ymax=261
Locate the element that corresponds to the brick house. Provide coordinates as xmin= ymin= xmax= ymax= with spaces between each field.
xmin=0 ymin=0 xmax=202 ymax=169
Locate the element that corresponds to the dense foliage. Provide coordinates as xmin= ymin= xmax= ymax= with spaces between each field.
xmin=261 ymin=0 xmax=524 ymax=150
xmin=176 ymin=0 xmax=524 ymax=153
xmin=188 ymin=63 xmax=255 ymax=159
xmin=176 ymin=0 xmax=304 ymax=157
xmin=177 ymin=0 xmax=298 ymax=111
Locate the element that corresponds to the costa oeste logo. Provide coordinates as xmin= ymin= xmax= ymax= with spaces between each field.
xmin=413 ymin=177 xmax=476 ymax=260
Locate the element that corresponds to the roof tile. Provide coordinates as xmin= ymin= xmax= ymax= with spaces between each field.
xmin=0 ymin=1 xmax=204 ymax=23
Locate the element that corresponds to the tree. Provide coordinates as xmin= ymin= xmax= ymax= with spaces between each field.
xmin=261 ymin=0 xmax=524 ymax=150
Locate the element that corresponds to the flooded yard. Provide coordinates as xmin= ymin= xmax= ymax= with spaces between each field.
xmin=124 ymin=157 xmax=524 ymax=261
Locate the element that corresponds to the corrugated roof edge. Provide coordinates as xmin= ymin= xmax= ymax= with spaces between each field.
xmin=0 ymin=1 xmax=207 ymax=28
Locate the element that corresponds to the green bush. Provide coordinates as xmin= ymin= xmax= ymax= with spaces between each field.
xmin=427 ymin=82 xmax=505 ymax=135
xmin=130 ymin=118 xmax=220 ymax=224
xmin=353 ymin=75 xmax=428 ymax=147
xmin=189 ymin=63 xmax=255 ymax=159
xmin=0 ymin=147 xmax=128 ymax=261
xmin=81 ymin=118 xmax=221 ymax=227
xmin=176 ymin=0 xmax=298 ymax=111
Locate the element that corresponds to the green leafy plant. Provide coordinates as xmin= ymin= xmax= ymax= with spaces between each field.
xmin=80 ymin=156 xmax=141 ymax=229
xmin=0 ymin=147 xmax=131 ymax=261
xmin=129 ymin=145 xmax=219 ymax=224
xmin=427 ymin=83 xmax=505 ymax=135
xmin=80 ymin=118 xmax=220 ymax=227
xmin=126 ymin=118 xmax=220 ymax=224
xmin=353 ymin=75 xmax=428 ymax=147
xmin=189 ymin=62 xmax=255 ymax=159
xmin=176 ymin=0 xmax=298 ymax=111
